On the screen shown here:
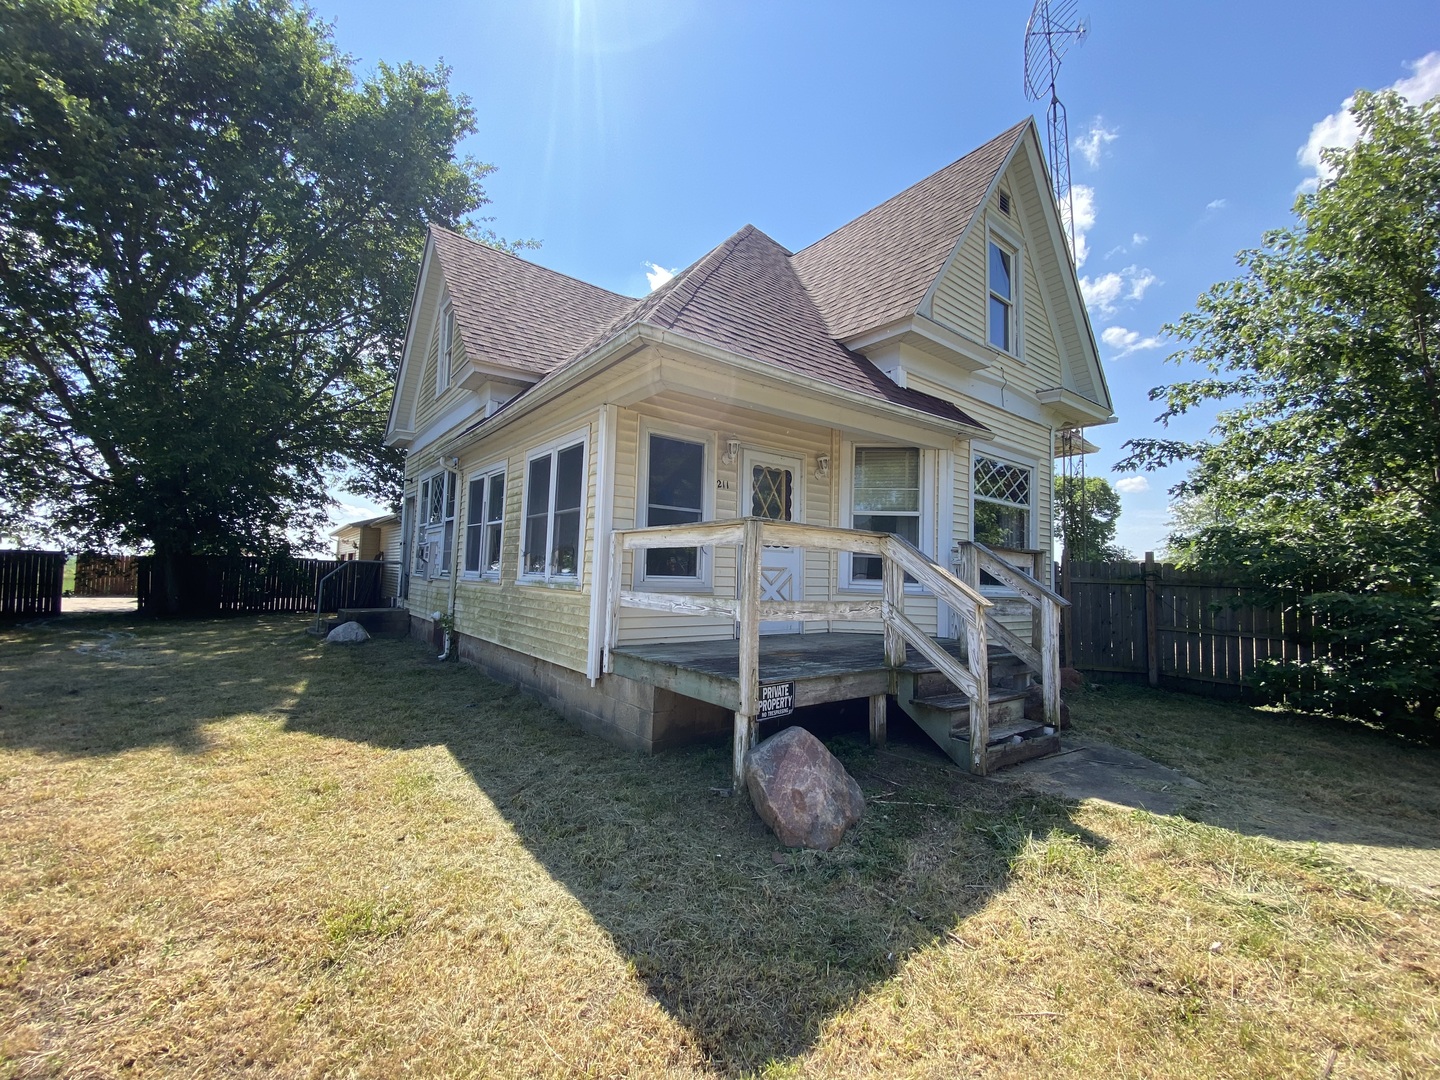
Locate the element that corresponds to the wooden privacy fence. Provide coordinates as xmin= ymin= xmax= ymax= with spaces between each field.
xmin=0 ymin=550 xmax=66 ymax=617
xmin=1065 ymin=554 xmax=1331 ymax=699
xmin=74 ymin=553 xmax=139 ymax=597
xmin=137 ymin=555 xmax=383 ymax=616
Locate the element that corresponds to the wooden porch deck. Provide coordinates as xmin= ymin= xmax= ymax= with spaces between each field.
xmin=609 ymin=631 xmax=964 ymax=714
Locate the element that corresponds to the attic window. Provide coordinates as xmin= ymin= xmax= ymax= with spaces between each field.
xmin=437 ymin=304 xmax=455 ymax=394
xmin=998 ymin=191 xmax=1012 ymax=215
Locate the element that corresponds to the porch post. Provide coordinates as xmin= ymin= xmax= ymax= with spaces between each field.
xmin=868 ymin=693 xmax=887 ymax=747
xmin=734 ymin=518 xmax=763 ymax=789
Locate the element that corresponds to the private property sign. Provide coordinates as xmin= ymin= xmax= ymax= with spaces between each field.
xmin=757 ymin=681 xmax=795 ymax=720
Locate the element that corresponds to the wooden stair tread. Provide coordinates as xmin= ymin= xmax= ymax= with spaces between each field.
xmin=912 ymin=689 xmax=1026 ymax=711
xmin=952 ymin=718 xmax=1050 ymax=744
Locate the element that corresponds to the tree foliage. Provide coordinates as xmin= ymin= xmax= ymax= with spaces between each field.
xmin=1055 ymin=475 xmax=1128 ymax=562
xmin=0 ymin=0 xmax=502 ymax=561
xmin=1118 ymin=91 xmax=1440 ymax=735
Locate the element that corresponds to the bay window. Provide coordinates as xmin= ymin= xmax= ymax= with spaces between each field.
xmin=973 ymin=453 xmax=1033 ymax=549
xmin=414 ymin=469 xmax=457 ymax=579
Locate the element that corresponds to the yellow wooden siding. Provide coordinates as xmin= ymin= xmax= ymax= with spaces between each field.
xmin=931 ymin=226 xmax=986 ymax=341
xmin=614 ymin=395 xmax=842 ymax=645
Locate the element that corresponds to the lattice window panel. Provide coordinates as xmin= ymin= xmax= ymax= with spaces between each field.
xmin=974 ymin=456 xmax=1031 ymax=507
xmin=751 ymin=465 xmax=793 ymax=521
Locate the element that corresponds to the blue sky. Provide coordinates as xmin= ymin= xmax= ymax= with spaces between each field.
xmin=323 ymin=0 xmax=1440 ymax=557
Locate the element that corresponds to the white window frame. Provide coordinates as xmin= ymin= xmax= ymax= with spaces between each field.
xmin=462 ymin=463 xmax=506 ymax=581
xmin=437 ymin=302 xmax=455 ymax=395
xmin=519 ymin=427 xmax=589 ymax=586
xmin=986 ymin=224 xmax=1023 ymax=358
xmin=838 ymin=440 xmax=935 ymax=593
xmin=636 ymin=422 xmax=714 ymax=591
xmin=970 ymin=444 xmax=1038 ymax=594
xmin=415 ymin=467 xmax=458 ymax=580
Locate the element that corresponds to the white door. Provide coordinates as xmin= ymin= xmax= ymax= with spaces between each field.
xmin=742 ymin=448 xmax=805 ymax=635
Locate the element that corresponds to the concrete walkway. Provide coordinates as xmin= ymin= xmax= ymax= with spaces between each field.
xmin=1008 ymin=735 xmax=1205 ymax=816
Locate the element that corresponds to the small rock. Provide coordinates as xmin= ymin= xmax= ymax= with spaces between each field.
xmin=325 ymin=620 xmax=370 ymax=644
xmin=1060 ymin=667 xmax=1086 ymax=692
xmin=744 ymin=726 xmax=864 ymax=850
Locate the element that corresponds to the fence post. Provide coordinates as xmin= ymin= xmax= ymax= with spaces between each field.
xmin=1144 ymin=550 xmax=1160 ymax=688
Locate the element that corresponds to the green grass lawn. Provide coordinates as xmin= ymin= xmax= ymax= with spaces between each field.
xmin=1 ymin=614 xmax=1436 ymax=1078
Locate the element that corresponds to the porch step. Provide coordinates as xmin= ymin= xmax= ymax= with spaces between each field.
xmin=894 ymin=671 xmax=1060 ymax=773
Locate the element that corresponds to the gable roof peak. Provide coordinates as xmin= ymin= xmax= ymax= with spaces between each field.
xmin=790 ymin=118 xmax=1032 ymax=340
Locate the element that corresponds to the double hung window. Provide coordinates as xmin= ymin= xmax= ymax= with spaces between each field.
xmin=642 ymin=433 xmax=706 ymax=582
xmin=464 ymin=468 xmax=505 ymax=577
xmin=850 ymin=447 xmax=921 ymax=583
xmin=437 ymin=304 xmax=456 ymax=393
xmin=522 ymin=439 xmax=585 ymax=581
xmin=987 ymin=239 xmax=1015 ymax=353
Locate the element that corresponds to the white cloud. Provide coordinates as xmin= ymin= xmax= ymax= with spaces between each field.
xmin=1068 ymin=183 xmax=1096 ymax=268
xmin=1100 ymin=325 xmax=1162 ymax=358
xmin=1114 ymin=476 xmax=1150 ymax=494
xmin=1131 ymin=232 xmax=1148 ymax=247
xmin=1205 ymin=198 xmax=1228 ymax=211
xmin=1297 ymin=51 xmax=1440 ymax=192
xmin=1125 ymin=267 xmax=1157 ymax=302
xmin=1076 ymin=117 xmax=1119 ymax=168
xmin=1082 ymin=265 xmax=1158 ymax=316
xmin=1082 ymin=272 xmax=1123 ymax=312
xmin=644 ymin=261 xmax=676 ymax=291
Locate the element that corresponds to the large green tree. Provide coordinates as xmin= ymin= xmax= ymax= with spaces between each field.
xmin=1054 ymin=475 xmax=1127 ymax=562
xmin=0 ymin=0 xmax=500 ymax=596
xmin=1119 ymin=90 xmax=1440 ymax=734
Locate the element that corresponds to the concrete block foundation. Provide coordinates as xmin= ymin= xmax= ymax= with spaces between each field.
xmin=410 ymin=617 xmax=729 ymax=753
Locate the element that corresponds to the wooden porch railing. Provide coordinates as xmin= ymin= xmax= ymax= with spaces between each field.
xmin=952 ymin=541 xmax=1068 ymax=732
xmin=603 ymin=518 xmax=994 ymax=784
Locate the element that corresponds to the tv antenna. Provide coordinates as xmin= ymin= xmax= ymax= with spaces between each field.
xmin=1024 ymin=0 xmax=1088 ymax=260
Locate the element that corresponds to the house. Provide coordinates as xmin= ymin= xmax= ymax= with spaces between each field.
xmin=330 ymin=513 xmax=403 ymax=601
xmin=383 ymin=119 xmax=1115 ymax=783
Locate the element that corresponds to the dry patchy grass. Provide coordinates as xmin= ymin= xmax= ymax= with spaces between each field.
xmin=0 ymin=614 xmax=1436 ymax=1078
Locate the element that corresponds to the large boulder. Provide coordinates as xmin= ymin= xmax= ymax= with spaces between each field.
xmin=325 ymin=620 xmax=370 ymax=644
xmin=745 ymin=726 xmax=864 ymax=850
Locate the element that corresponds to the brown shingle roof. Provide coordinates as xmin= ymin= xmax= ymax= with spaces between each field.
xmin=429 ymin=226 xmax=633 ymax=377
xmin=791 ymin=120 xmax=1029 ymax=340
xmin=501 ymin=224 xmax=984 ymax=431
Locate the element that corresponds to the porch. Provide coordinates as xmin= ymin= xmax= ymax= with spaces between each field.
xmin=602 ymin=518 xmax=1068 ymax=785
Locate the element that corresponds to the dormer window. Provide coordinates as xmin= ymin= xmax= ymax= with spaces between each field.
xmin=437 ymin=304 xmax=455 ymax=393
xmin=987 ymin=239 xmax=1015 ymax=353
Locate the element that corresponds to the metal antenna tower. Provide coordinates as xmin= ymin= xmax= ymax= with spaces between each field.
xmin=1024 ymin=0 xmax=1088 ymax=260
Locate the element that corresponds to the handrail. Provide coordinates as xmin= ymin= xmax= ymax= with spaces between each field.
xmin=604 ymin=518 xmax=999 ymax=780
xmin=954 ymin=540 xmax=1065 ymax=733
xmin=961 ymin=540 xmax=1069 ymax=608
xmin=313 ymin=561 xmax=349 ymax=634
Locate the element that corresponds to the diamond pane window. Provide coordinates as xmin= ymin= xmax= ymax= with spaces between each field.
xmin=974 ymin=454 xmax=1032 ymax=550
xmin=751 ymin=465 xmax=792 ymax=522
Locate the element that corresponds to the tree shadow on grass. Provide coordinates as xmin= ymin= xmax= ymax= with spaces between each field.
xmin=281 ymin=641 xmax=1107 ymax=1073
xmin=0 ymin=615 xmax=1104 ymax=1072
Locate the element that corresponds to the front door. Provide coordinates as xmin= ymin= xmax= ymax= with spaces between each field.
xmin=742 ymin=448 xmax=804 ymax=635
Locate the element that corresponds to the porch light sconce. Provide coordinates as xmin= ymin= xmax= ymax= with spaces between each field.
xmin=721 ymin=437 xmax=740 ymax=466
xmin=814 ymin=454 xmax=830 ymax=481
